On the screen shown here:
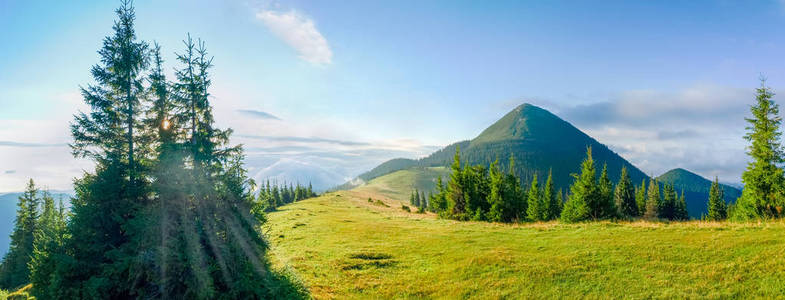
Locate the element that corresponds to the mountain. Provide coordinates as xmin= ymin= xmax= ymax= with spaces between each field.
xmin=250 ymin=158 xmax=348 ymax=192
xmin=354 ymin=103 xmax=649 ymax=193
xmin=0 ymin=192 xmax=72 ymax=256
xmin=656 ymin=168 xmax=741 ymax=218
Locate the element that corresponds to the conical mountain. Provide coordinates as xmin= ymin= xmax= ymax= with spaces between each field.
xmin=353 ymin=103 xmax=649 ymax=192
xmin=656 ymin=168 xmax=740 ymax=218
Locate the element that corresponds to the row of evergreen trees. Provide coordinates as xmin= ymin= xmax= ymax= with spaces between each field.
xmin=255 ymin=181 xmax=317 ymax=212
xmin=424 ymin=147 xmax=692 ymax=223
xmin=2 ymin=1 xmax=302 ymax=298
xmin=0 ymin=180 xmax=67 ymax=290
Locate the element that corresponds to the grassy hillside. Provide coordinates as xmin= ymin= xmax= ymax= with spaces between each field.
xmin=657 ymin=168 xmax=742 ymax=218
xmin=352 ymin=167 xmax=450 ymax=202
xmin=266 ymin=192 xmax=785 ymax=299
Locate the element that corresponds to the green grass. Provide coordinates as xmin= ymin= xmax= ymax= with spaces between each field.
xmin=266 ymin=191 xmax=785 ymax=299
xmin=352 ymin=167 xmax=449 ymax=202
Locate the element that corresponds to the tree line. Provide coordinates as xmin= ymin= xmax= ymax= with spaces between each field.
xmin=0 ymin=180 xmax=67 ymax=291
xmin=255 ymin=181 xmax=317 ymax=212
xmin=0 ymin=1 xmax=304 ymax=298
xmin=419 ymin=147 xmax=691 ymax=223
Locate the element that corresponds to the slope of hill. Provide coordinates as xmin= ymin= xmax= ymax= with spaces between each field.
xmin=266 ymin=191 xmax=785 ymax=299
xmin=656 ymin=168 xmax=741 ymax=218
xmin=351 ymin=103 xmax=649 ymax=193
xmin=352 ymin=167 xmax=450 ymax=202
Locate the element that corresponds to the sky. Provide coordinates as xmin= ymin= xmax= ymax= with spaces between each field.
xmin=3 ymin=0 xmax=785 ymax=192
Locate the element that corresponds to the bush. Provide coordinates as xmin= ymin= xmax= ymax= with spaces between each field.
xmin=401 ymin=205 xmax=411 ymax=212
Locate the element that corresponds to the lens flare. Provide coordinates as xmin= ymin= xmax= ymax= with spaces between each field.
xmin=162 ymin=119 xmax=171 ymax=130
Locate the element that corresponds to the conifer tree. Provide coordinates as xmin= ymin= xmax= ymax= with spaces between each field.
xmin=0 ymin=179 xmax=40 ymax=289
xmin=29 ymin=192 xmax=67 ymax=299
xmin=644 ymin=178 xmax=660 ymax=219
xmin=675 ymin=190 xmax=689 ymax=220
xmin=431 ymin=176 xmax=448 ymax=214
xmin=447 ymin=147 xmax=467 ymax=219
xmin=526 ymin=174 xmax=543 ymax=221
xmin=561 ymin=147 xmax=597 ymax=222
xmin=597 ymin=163 xmax=617 ymax=219
xmin=734 ymin=79 xmax=785 ymax=220
xmin=660 ymin=183 xmax=677 ymax=220
xmin=544 ymin=169 xmax=559 ymax=220
xmin=614 ymin=166 xmax=637 ymax=217
xmin=635 ymin=179 xmax=647 ymax=216
xmin=707 ymin=176 xmax=727 ymax=220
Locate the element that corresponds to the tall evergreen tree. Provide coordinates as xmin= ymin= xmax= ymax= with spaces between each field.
xmin=596 ymin=163 xmax=617 ymax=219
xmin=29 ymin=192 xmax=67 ymax=299
xmin=706 ymin=176 xmax=727 ymax=221
xmin=660 ymin=183 xmax=677 ymax=220
xmin=561 ymin=147 xmax=597 ymax=222
xmin=526 ymin=174 xmax=544 ymax=221
xmin=447 ymin=147 xmax=467 ymax=219
xmin=644 ymin=178 xmax=660 ymax=219
xmin=614 ymin=166 xmax=637 ymax=217
xmin=635 ymin=179 xmax=647 ymax=216
xmin=0 ymin=179 xmax=40 ymax=289
xmin=544 ymin=169 xmax=559 ymax=220
xmin=675 ymin=190 xmax=689 ymax=220
xmin=734 ymin=79 xmax=785 ymax=220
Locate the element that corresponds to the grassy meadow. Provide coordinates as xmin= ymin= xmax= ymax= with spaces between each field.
xmin=265 ymin=190 xmax=785 ymax=299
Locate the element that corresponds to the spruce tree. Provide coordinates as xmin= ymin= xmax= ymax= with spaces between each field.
xmin=526 ymin=174 xmax=543 ymax=221
xmin=561 ymin=147 xmax=597 ymax=222
xmin=0 ymin=179 xmax=40 ymax=289
xmin=447 ymin=147 xmax=467 ymax=219
xmin=544 ymin=169 xmax=558 ymax=220
xmin=597 ymin=163 xmax=617 ymax=219
xmin=29 ymin=192 xmax=67 ymax=299
xmin=734 ymin=79 xmax=785 ymax=220
xmin=675 ymin=190 xmax=689 ymax=220
xmin=614 ymin=166 xmax=637 ymax=217
xmin=706 ymin=176 xmax=727 ymax=221
xmin=660 ymin=183 xmax=677 ymax=220
xmin=644 ymin=178 xmax=660 ymax=219
xmin=635 ymin=179 xmax=647 ymax=216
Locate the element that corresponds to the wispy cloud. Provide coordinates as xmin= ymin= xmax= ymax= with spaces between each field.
xmin=0 ymin=141 xmax=68 ymax=148
xmin=255 ymin=9 xmax=333 ymax=65
xmin=238 ymin=135 xmax=370 ymax=146
xmin=237 ymin=109 xmax=282 ymax=120
xmin=4 ymin=170 xmax=15 ymax=174
xmin=536 ymin=84 xmax=753 ymax=183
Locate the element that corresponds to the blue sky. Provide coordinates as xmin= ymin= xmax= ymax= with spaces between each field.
xmin=2 ymin=0 xmax=785 ymax=192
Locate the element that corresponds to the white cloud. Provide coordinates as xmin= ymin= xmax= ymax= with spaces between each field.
xmin=255 ymin=9 xmax=333 ymax=65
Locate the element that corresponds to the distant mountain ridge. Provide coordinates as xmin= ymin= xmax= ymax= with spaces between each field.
xmin=656 ymin=168 xmax=740 ymax=218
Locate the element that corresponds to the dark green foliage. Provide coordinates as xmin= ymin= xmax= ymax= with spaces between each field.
xmin=257 ymin=181 xmax=318 ymax=212
xmin=28 ymin=193 xmax=67 ymax=299
xmin=526 ymin=174 xmax=544 ymax=221
xmin=446 ymin=148 xmax=468 ymax=220
xmin=644 ymin=178 xmax=660 ymax=219
xmin=656 ymin=168 xmax=740 ymax=218
xmin=544 ymin=170 xmax=560 ymax=220
xmin=733 ymin=80 xmax=785 ymax=220
xmin=561 ymin=147 xmax=598 ymax=222
xmin=706 ymin=177 xmax=727 ymax=220
xmin=0 ymin=180 xmax=40 ymax=289
xmin=635 ymin=179 xmax=647 ymax=215
xmin=596 ymin=164 xmax=617 ymax=219
xmin=675 ymin=190 xmax=689 ymax=220
xmin=659 ymin=183 xmax=684 ymax=220
xmin=614 ymin=167 xmax=637 ymax=217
